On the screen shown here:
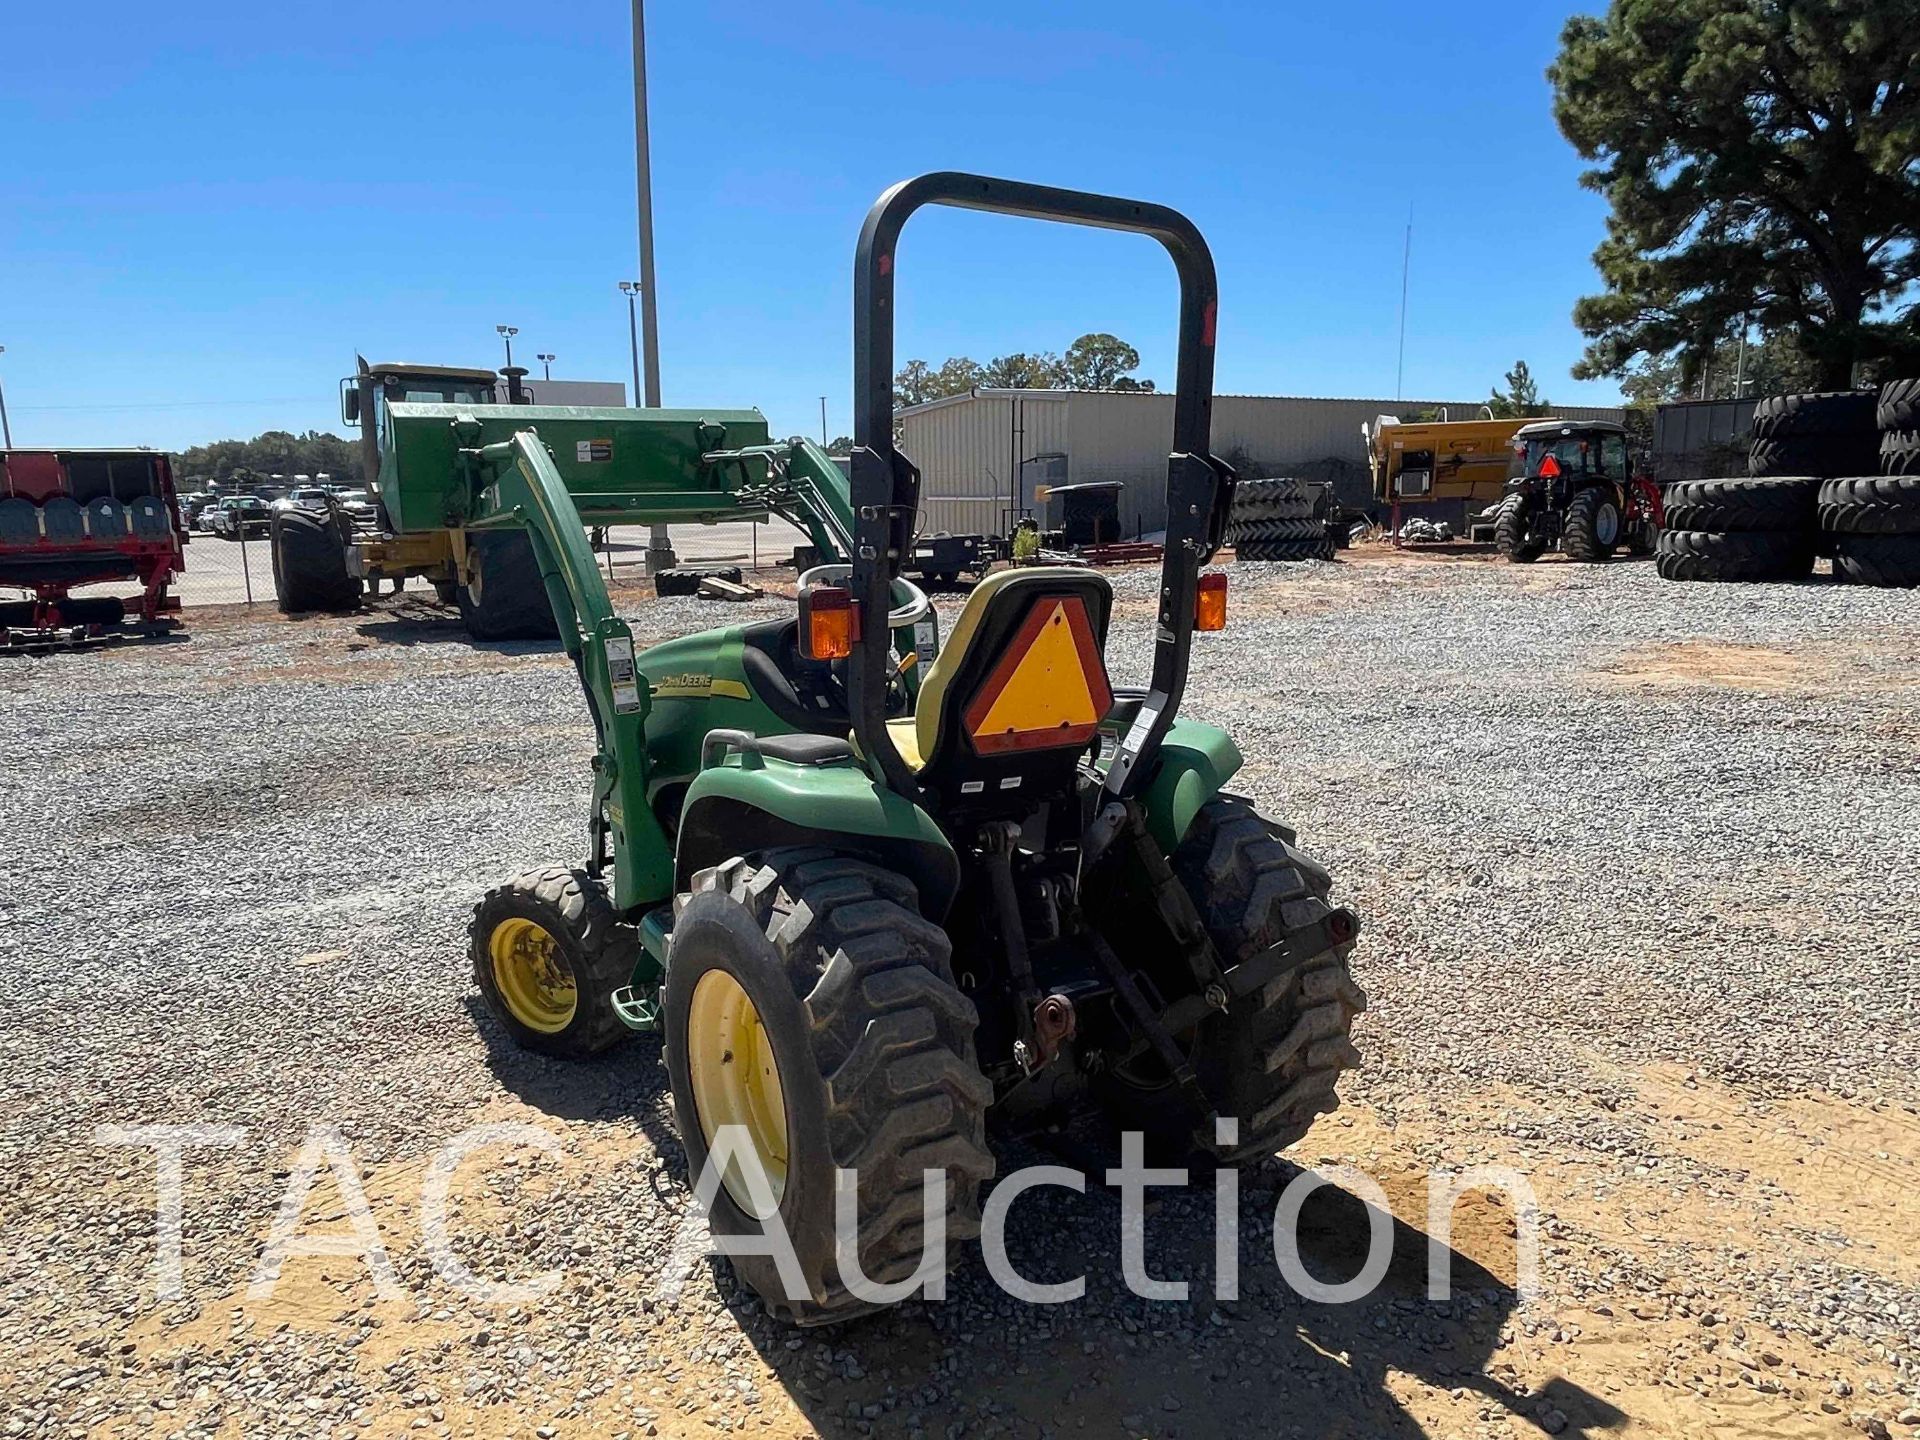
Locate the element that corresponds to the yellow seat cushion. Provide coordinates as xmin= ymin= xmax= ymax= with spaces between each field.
xmin=886 ymin=717 xmax=924 ymax=771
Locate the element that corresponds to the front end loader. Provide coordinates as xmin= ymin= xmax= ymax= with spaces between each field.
xmin=416 ymin=173 xmax=1365 ymax=1324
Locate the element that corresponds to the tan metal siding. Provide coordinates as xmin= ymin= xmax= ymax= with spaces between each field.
xmin=899 ymin=391 xmax=1629 ymax=537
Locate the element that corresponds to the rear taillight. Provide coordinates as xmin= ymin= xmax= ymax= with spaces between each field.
xmin=799 ymin=585 xmax=858 ymax=660
xmin=1195 ymin=572 xmax=1227 ymax=631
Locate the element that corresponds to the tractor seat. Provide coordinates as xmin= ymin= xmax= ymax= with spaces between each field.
xmin=871 ymin=567 xmax=1113 ymax=810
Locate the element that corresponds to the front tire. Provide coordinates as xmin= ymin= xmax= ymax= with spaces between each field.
xmin=1495 ymin=492 xmax=1544 ymax=562
xmin=458 ymin=531 xmax=559 ymax=641
xmin=271 ymin=508 xmax=361 ymax=613
xmin=470 ymin=867 xmax=637 ymax=1058
xmin=664 ymin=850 xmax=993 ymax=1325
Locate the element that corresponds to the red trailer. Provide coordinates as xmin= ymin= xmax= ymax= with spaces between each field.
xmin=0 ymin=448 xmax=188 ymax=651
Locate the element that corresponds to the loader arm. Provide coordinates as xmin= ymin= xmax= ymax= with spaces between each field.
xmin=459 ymin=427 xmax=674 ymax=912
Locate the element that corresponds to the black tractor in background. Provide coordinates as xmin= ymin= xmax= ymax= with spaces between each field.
xmin=1495 ymin=419 xmax=1661 ymax=563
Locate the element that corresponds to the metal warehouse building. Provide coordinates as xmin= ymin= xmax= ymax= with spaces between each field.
xmin=898 ymin=389 xmax=1629 ymax=538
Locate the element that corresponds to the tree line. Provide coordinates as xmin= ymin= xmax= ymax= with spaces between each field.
xmin=895 ymin=332 xmax=1156 ymax=408
xmin=175 ymin=431 xmax=361 ymax=490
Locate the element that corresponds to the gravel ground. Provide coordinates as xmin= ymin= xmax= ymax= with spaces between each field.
xmin=1 ymin=549 xmax=1916 ymax=1440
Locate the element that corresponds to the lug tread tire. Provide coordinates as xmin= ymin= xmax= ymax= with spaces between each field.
xmin=1229 ymin=476 xmax=1318 ymax=523
xmin=458 ymin=531 xmax=560 ymax=641
xmin=1654 ymin=528 xmax=1814 ymax=582
xmin=678 ymin=848 xmax=992 ymax=1325
xmin=1749 ymin=390 xmax=1878 ymax=440
xmin=1494 ymin=492 xmax=1543 ymax=562
xmin=1877 ymin=380 xmax=1920 ymax=432
xmin=1562 ymin=487 xmax=1619 ymax=562
xmin=1878 ymin=431 xmax=1920 ymax=476
xmin=1833 ymin=533 xmax=1920 ymax=588
xmin=469 ymin=866 xmax=637 ymax=1058
xmin=271 ymin=508 xmax=361 ymax=613
xmin=1227 ymin=516 xmax=1325 ymax=543
xmin=1157 ymin=799 xmax=1365 ymax=1163
xmin=1235 ymin=536 xmax=1333 ymax=562
xmin=1749 ymin=433 xmax=1879 ymax=479
xmin=1817 ymin=476 xmax=1920 ymax=536
xmin=1661 ymin=476 xmax=1821 ymax=534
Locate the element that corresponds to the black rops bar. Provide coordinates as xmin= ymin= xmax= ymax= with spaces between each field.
xmin=848 ymin=171 xmax=1234 ymax=802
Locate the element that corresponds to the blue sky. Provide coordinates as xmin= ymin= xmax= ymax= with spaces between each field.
xmin=2 ymin=0 xmax=1623 ymax=452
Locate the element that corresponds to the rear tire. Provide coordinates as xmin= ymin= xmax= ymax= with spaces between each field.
xmin=1654 ymin=528 xmax=1814 ymax=582
xmin=271 ymin=508 xmax=361 ymax=613
xmin=1817 ymin=476 xmax=1920 ymax=536
xmin=470 ymin=867 xmax=637 ymax=1059
xmin=1877 ymin=431 xmax=1920 ymax=476
xmin=664 ymin=849 xmax=993 ymax=1325
xmin=1750 ymin=434 xmax=1878 ymax=479
xmin=458 ymin=531 xmax=559 ymax=641
xmin=1103 ymin=799 xmax=1365 ymax=1164
xmin=1494 ymin=492 xmax=1543 ymax=562
xmin=1833 ymin=533 xmax=1920 ymax=588
xmin=1562 ymin=486 xmax=1621 ymax=562
xmin=1662 ymin=476 xmax=1820 ymax=533
xmin=1750 ymin=390 xmax=1878 ymax=440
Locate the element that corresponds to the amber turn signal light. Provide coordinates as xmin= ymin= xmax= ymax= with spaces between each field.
xmin=799 ymin=585 xmax=858 ymax=660
xmin=1195 ymin=572 xmax=1227 ymax=631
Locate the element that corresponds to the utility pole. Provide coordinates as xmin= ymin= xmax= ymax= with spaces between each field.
xmin=0 ymin=346 xmax=12 ymax=448
xmin=632 ymin=0 xmax=674 ymax=571
xmin=1395 ymin=209 xmax=1412 ymax=401
xmin=820 ymin=396 xmax=828 ymax=445
xmin=1732 ymin=317 xmax=1749 ymax=398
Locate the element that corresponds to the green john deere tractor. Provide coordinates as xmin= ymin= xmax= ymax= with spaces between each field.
xmin=379 ymin=174 xmax=1365 ymax=1323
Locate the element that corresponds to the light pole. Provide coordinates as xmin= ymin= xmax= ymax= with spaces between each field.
xmin=618 ymin=281 xmax=643 ymax=403
xmin=0 ymin=346 xmax=12 ymax=449
xmin=495 ymin=325 xmax=518 ymax=371
xmin=537 ymin=353 xmax=555 ymax=381
xmin=631 ymin=0 xmax=673 ymax=571
xmin=820 ymin=396 xmax=828 ymax=445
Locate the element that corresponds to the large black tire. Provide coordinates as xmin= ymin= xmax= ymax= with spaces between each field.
xmin=271 ymin=508 xmax=361 ymax=613
xmin=1654 ymin=528 xmax=1815 ymax=582
xmin=458 ymin=531 xmax=559 ymax=641
xmin=1106 ymin=799 xmax=1365 ymax=1164
xmin=1833 ymin=533 xmax=1920 ymax=588
xmin=1562 ymin=486 xmax=1622 ymax=562
xmin=1878 ymin=380 xmax=1920 ymax=432
xmin=1229 ymin=477 xmax=1317 ymax=525
xmin=470 ymin=866 xmax=637 ymax=1058
xmin=1877 ymin=431 xmax=1920 ymax=476
xmin=1661 ymin=476 xmax=1821 ymax=533
xmin=1818 ymin=476 xmax=1920 ymax=536
xmin=1231 ymin=517 xmax=1325 ymax=543
xmin=1236 ymin=535 xmax=1334 ymax=562
xmin=1749 ymin=433 xmax=1879 ymax=479
xmin=1749 ymin=390 xmax=1878 ymax=441
xmin=1494 ymin=492 xmax=1544 ymax=562
xmin=664 ymin=850 xmax=993 ymax=1325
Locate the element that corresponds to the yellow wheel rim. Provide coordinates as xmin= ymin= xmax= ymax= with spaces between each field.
xmin=489 ymin=917 xmax=577 ymax=1034
xmin=687 ymin=969 xmax=789 ymax=1219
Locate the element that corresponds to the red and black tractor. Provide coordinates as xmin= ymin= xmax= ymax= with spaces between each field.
xmin=1494 ymin=419 xmax=1662 ymax=563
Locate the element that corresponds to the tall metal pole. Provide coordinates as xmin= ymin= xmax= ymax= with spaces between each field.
xmin=620 ymin=284 xmax=642 ymax=401
xmin=1732 ymin=316 xmax=1749 ymax=397
xmin=1394 ymin=209 xmax=1412 ymax=400
xmin=0 ymin=346 xmax=12 ymax=448
xmin=820 ymin=396 xmax=828 ymax=444
xmin=633 ymin=0 xmax=674 ymax=571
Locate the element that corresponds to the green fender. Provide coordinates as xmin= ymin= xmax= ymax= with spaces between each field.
xmin=675 ymin=752 xmax=961 ymax=920
xmin=1140 ymin=720 xmax=1243 ymax=855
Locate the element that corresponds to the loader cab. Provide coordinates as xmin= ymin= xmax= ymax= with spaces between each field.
xmin=1512 ymin=421 xmax=1633 ymax=488
xmin=341 ymin=359 xmax=505 ymax=510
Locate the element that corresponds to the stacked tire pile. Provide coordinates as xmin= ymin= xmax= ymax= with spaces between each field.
xmin=1820 ymin=382 xmax=1920 ymax=587
xmin=1657 ymin=389 xmax=1878 ymax=584
xmin=1227 ymin=477 xmax=1335 ymax=562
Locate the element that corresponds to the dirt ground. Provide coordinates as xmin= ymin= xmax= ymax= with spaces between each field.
xmin=5 ymin=548 xmax=1917 ymax=1440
